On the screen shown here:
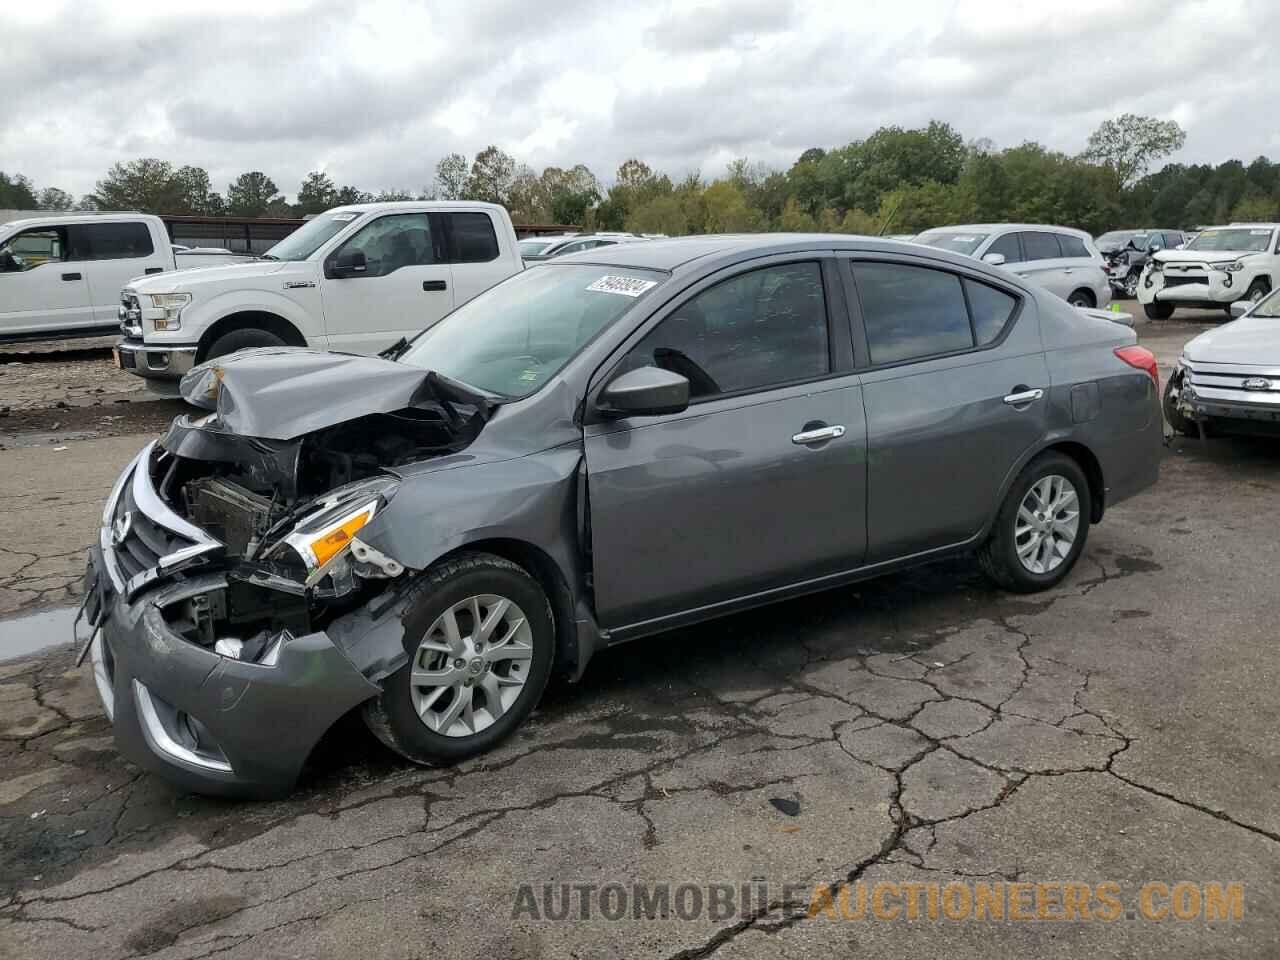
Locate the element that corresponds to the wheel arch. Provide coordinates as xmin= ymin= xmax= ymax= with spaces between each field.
xmin=988 ymin=436 xmax=1106 ymax=537
xmin=195 ymin=310 xmax=306 ymax=361
xmin=1067 ymin=287 xmax=1097 ymax=308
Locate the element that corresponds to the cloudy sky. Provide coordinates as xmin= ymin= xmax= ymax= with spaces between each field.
xmin=3 ymin=0 xmax=1278 ymax=200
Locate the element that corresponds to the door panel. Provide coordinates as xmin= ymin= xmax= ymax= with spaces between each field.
xmin=0 ymin=225 xmax=94 ymax=333
xmin=585 ymin=381 xmax=867 ymax=629
xmin=319 ymin=213 xmax=454 ymax=354
xmin=75 ymin=221 xmax=170 ymax=323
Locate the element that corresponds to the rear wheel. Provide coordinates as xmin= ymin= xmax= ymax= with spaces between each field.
xmin=204 ymin=327 xmax=286 ymax=361
xmin=1067 ymin=289 xmax=1096 ymax=308
xmin=1162 ymin=371 xmax=1198 ymax=438
xmin=1143 ymin=301 xmax=1175 ymax=320
xmin=979 ymin=452 xmax=1091 ymax=593
xmin=363 ymin=552 xmax=554 ymax=766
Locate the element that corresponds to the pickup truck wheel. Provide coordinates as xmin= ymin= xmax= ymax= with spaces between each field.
xmin=1143 ymin=301 xmax=1175 ymax=320
xmin=978 ymin=452 xmax=1091 ymax=593
xmin=363 ymin=552 xmax=554 ymax=766
xmin=205 ymin=328 xmax=286 ymax=361
xmin=1162 ymin=372 xmax=1198 ymax=438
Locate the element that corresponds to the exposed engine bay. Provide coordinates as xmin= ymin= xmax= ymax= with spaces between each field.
xmin=137 ymin=351 xmax=498 ymax=661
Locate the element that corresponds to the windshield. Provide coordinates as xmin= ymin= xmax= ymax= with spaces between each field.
xmin=1186 ymin=228 xmax=1274 ymax=253
xmin=263 ymin=211 xmax=364 ymax=261
xmin=518 ymin=239 xmax=555 ymax=256
xmin=1096 ymin=231 xmax=1146 ymax=251
xmin=913 ymin=231 xmax=989 ymax=255
xmin=400 ymin=264 xmax=665 ymax=398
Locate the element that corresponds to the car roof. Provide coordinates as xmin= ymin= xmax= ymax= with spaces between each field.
xmin=550 ymin=232 xmax=1009 ymax=276
xmin=2 ymin=212 xmax=150 ymax=230
xmin=923 ymin=223 xmax=1094 ymax=239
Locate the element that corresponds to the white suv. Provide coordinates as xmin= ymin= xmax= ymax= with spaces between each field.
xmin=1137 ymin=223 xmax=1279 ymax=319
xmin=913 ymin=224 xmax=1111 ymax=308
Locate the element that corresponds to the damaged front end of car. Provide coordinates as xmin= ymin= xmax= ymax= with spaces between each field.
xmin=82 ymin=347 xmax=499 ymax=795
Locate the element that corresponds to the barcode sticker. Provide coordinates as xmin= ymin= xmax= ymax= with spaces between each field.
xmin=586 ymin=275 xmax=657 ymax=297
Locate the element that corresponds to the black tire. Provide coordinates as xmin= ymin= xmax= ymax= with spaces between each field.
xmin=1162 ymin=372 xmax=1198 ymax=437
xmin=1245 ymin=278 xmax=1271 ymax=304
xmin=979 ymin=451 xmax=1092 ymax=593
xmin=362 ymin=552 xmax=555 ymax=766
xmin=204 ymin=327 xmax=286 ymax=361
xmin=1067 ymin=289 xmax=1096 ymax=308
xmin=1143 ymin=301 xmax=1175 ymax=320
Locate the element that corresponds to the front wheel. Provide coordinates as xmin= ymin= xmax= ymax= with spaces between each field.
xmin=1067 ymin=289 xmax=1096 ymax=308
xmin=1143 ymin=301 xmax=1175 ymax=320
xmin=204 ymin=327 xmax=286 ymax=361
xmin=363 ymin=552 xmax=555 ymax=766
xmin=1245 ymin=278 xmax=1271 ymax=304
xmin=979 ymin=452 xmax=1091 ymax=593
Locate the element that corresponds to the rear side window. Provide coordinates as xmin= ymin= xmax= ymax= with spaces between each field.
xmin=75 ymin=222 xmax=155 ymax=260
xmin=853 ymin=262 xmax=972 ymax=364
xmin=987 ymin=232 xmax=1022 ymax=263
xmin=620 ymin=262 xmax=829 ymax=399
xmin=1020 ymin=232 xmax=1061 ymax=262
xmin=448 ymin=213 xmax=499 ymax=263
xmin=1057 ymin=234 xmax=1090 ymax=259
xmin=964 ymin=279 xmax=1018 ymax=344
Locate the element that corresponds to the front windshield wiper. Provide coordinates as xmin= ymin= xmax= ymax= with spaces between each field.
xmin=379 ymin=337 xmax=410 ymax=361
xmin=258 ymin=253 xmax=279 ymax=261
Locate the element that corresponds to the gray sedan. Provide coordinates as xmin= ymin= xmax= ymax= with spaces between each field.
xmin=79 ymin=235 xmax=1162 ymax=796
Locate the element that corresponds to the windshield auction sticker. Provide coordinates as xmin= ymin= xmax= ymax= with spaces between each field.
xmin=587 ymin=276 xmax=658 ymax=297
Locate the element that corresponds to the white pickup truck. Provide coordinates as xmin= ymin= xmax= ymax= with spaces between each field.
xmin=116 ymin=201 xmax=524 ymax=390
xmin=1138 ymin=222 xmax=1279 ymax=320
xmin=0 ymin=213 xmax=250 ymax=341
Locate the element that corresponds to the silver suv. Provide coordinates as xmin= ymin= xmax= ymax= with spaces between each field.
xmin=914 ymin=224 xmax=1112 ymax=309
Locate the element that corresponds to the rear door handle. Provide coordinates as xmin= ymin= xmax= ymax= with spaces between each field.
xmin=61 ymin=272 xmax=82 ymax=281
xmin=792 ymin=424 xmax=845 ymax=445
xmin=422 ymin=280 xmax=447 ymax=292
xmin=1003 ymin=388 xmax=1044 ymax=405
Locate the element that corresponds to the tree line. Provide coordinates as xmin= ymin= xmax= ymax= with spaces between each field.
xmin=4 ymin=115 xmax=1279 ymax=236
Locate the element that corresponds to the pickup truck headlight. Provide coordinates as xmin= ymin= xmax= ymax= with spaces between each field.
xmin=149 ymin=292 xmax=191 ymax=331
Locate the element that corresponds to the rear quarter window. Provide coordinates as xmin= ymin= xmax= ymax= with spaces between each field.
xmin=75 ymin=222 xmax=155 ymax=260
xmin=1057 ymin=235 xmax=1091 ymax=259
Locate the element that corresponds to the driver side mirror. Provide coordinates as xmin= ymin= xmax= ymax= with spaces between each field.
xmin=981 ymin=252 xmax=1006 ymax=266
xmin=598 ymin=366 xmax=689 ymax=418
xmin=326 ymin=249 xmax=367 ymax=279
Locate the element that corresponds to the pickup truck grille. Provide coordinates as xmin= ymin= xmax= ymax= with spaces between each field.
xmin=119 ymin=292 xmax=143 ymax=338
xmin=101 ymin=444 xmax=222 ymax=597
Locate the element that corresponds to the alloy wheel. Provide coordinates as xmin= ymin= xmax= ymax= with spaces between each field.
xmin=1124 ymin=271 xmax=1139 ymax=298
xmin=1015 ymin=474 xmax=1080 ymax=574
xmin=409 ymin=594 xmax=534 ymax=737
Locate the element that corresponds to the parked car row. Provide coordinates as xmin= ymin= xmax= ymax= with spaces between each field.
xmin=75 ymin=233 xmax=1162 ymax=795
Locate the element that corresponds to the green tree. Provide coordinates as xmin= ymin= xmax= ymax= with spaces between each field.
xmin=226 ymin=172 xmax=283 ymax=216
xmin=434 ymin=153 xmax=468 ymax=200
xmin=37 ymin=186 xmax=74 ymax=210
xmin=1083 ymin=114 xmax=1186 ymax=189
xmin=701 ymin=181 xmax=760 ymax=233
xmin=465 ymin=146 xmax=517 ymax=204
xmin=295 ymin=171 xmax=337 ymax=215
xmin=92 ymin=159 xmax=190 ymax=212
xmin=0 ymin=172 xmax=39 ymax=209
xmin=175 ymin=165 xmax=223 ymax=215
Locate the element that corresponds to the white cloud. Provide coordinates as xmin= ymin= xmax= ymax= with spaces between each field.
xmin=1 ymin=0 xmax=1277 ymax=200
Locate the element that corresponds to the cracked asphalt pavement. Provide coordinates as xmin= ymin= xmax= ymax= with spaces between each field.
xmin=1 ymin=314 xmax=1278 ymax=958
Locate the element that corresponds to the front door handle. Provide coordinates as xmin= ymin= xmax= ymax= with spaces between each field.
xmin=792 ymin=424 xmax=845 ymax=445
xmin=61 ymin=272 xmax=82 ymax=281
xmin=422 ymin=280 xmax=447 ymax=292
xmin=1003 ymin=388 xmax=1044 ymax=406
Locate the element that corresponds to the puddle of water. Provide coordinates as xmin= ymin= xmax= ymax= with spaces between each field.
xmin=0 ymin=606 xmax=78 ymax=662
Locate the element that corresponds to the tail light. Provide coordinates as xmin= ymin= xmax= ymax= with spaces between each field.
xmin=1114 ymin=345 xmax=1158 ymax=385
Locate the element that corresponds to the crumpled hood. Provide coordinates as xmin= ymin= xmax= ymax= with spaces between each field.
xmin=180 ymin=347 xmax=448 ymax=439
xmin=128 ymin=260 xmax=289 ymax=293
xmin=1183 ymin=315 xmax=1280 ymax=365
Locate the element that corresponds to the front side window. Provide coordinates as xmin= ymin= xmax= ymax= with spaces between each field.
xmin=333 ymin=214 xmax=434 ymax=277
xmin=448 ymin=212 xmax=499 ymax=263
xmin=401 ymin=264 xmax=664 ymax=398
xmin=0 ymin=227 xmax=66 ymax=272
xmin=1057 ymin=234 xmax=1091 ymax=259
xmin=1020 ymin=232 xmax=1062 ymax=262
xmin=987 ymin=233 xmax=1022 ymax=263
xmin=264 ymin=210 xmax=364 ymax=261
xmin=76 ymin=222 xmax=155 ymax=260
xmin=618 ymin=262 xmax=829 ymax=400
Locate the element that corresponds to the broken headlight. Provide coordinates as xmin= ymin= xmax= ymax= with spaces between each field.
xmin=277 ymin=476 xmax=399 ymax=584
